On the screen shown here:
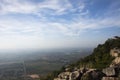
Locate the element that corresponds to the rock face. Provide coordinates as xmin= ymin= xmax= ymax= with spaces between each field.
xmin=102 ymin=67 xmax=116 ymax=76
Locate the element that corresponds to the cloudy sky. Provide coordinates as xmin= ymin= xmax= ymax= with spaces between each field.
xmin=0 ymin=0 xmax=120 ymax=50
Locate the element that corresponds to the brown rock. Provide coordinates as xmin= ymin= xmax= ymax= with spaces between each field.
xmin=69 ymin=71 xmax=80 ymax=80
xmin=58 ymin=72 xmax=71 ymax=79
xmin=102 ymin=67 xmax=116 ymax=76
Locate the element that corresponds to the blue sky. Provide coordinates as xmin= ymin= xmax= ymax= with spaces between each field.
xmin=0 ymin=0 xmax=120 ymax=50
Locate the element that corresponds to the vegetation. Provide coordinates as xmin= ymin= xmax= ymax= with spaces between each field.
xmin=42 ymin=36 xmax=120 ymax=80
xmin=70 ymin=36 xmax=120 ymax=69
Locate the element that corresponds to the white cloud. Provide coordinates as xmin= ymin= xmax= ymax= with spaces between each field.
xmin=0 ymin=0 xmax=88 ymax=16
xmin=0 ymin=0 xmax=74 ymax=15
xmin=0 ymin=14 xmax=119 ymax=38
xmin=0 ymin=0 xmax=35 ymax=14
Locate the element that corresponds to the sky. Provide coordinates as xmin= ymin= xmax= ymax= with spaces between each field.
xmin=0 ymin=0 xmax=120 ymax=50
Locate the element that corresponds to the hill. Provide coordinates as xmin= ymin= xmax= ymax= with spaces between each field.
xmin=42 ymin=36 xmax=120 ymax=80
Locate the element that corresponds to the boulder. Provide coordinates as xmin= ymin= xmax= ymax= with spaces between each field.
xmin=69 ymin=71 xmax=80 ymax=80
xmin=65 ymin=68 xmax=70 ymax=72
xmin=102 ymin=67 xmax=116 ymax=76
xmin=81 ymin=70 xmax=104 ymax=80
xmin=81 ymin=72 xmax=92 ymax=80
xmin=58 ymin=72 xmax=71 ymax=79
xmin=91 ymin=70 xmax=105 ymax=80
xmin=80 ymin=68 xmax=88 ymax=74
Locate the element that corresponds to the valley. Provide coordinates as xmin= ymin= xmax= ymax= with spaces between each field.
xmin=0 ymin=48 xmax=92 ymax=80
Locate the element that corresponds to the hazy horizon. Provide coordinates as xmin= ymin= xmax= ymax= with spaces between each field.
xmin=0 ymin=0 xmax=120 ymax=51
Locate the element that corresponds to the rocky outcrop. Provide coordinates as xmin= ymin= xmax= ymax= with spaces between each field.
xmin=102 ymin=49 xmax=120 ymax=80
xmin=54 ymin=68 xmax=104 ymax=80
xmin=102 ymin=67 xmax=116 ymax=76
xmin=54 ymin=48 xmax=120 ymax=80
xmin=54 ymin=71 xmax=81 ymax=80
xmin=81 ymin=70 xmax=104 ymax=80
